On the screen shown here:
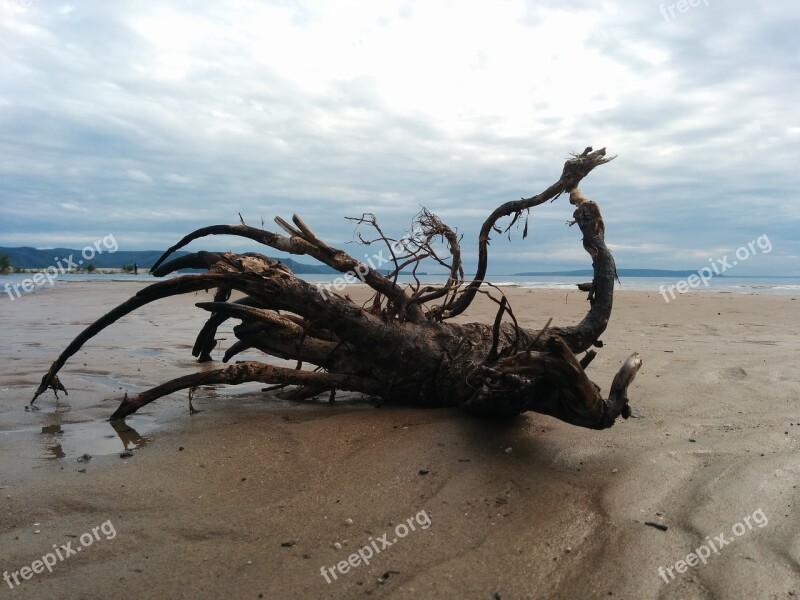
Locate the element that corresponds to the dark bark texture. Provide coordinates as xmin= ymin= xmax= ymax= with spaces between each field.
xmin=32 ymin=147 xmax=641 ymax=430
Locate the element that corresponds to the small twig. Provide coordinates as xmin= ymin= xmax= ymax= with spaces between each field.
xmin=486 ymin=296 xmax=508 ymax=365
xmin=527 ymin=317 xmax=553 ymax=350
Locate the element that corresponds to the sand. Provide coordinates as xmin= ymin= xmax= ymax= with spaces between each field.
xmin=0 ymin=281 xmax=798 ymax=599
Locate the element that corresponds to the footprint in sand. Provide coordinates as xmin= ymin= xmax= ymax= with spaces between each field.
xmin=721 ymin=366 xmax=748 ymax=380
xmin=705 ymin=366 xmax=747 ymax=384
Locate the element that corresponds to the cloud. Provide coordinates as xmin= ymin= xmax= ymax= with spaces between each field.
xmin=0 ymin=0 xmax=798 ymax=275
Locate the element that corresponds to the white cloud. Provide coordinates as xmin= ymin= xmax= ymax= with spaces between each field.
xmin=0 ymin=0 xmax=798 ymax=276
xmin=125 ymin=169 xmax=154 ymax=184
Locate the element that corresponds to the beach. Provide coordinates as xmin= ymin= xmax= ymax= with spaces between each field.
xmin=0 ymin=281 xmax=798 ymax=599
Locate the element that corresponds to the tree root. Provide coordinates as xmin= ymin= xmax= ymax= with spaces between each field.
xmin=32 ymin=146 xmax=643 ymax=431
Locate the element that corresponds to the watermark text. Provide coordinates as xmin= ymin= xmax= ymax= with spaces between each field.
xmin=320 ymin=510 xmax=431 ymax=584
xmin=659 ymin=234 xmax=772 ymax=303
xmin=316 ymin=230 xmax=421 ymax=300
xmin=660 ymin=0 xmax=710 ymax=21
xmin=3 ymin=519 xmax=117 ymax=590
xmin=658 ymin=508 xmax=768 ymax=584
xmin=4 ymin=234 xmax=118 ymax=301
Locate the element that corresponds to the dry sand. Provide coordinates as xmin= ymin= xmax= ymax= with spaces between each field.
xmin=0 ymin=281 xmax=798 ymax=599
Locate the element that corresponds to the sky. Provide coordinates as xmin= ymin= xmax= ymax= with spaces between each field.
xmin=1 ymin=0 xmax=798 ymax=275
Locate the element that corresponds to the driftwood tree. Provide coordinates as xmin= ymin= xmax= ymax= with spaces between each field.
xmin=32 ymin=147 xmax=641 ymax=430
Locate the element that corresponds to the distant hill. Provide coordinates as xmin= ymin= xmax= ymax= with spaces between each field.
xmin=0 ymin=246 xmax=176 ymax=269
xmin=512 ymin=268 xmax=724 ymax=278
xmin=2 ymin=248 xmax=737 ymax=279
xmin=0 ymin=246 xmax=339 ymax=274
xmin=272 ymin=257 xmax=337 ymax=274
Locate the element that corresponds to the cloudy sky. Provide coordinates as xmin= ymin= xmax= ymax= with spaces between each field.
xmin=1 ymin=0 xmax=798 ymax=275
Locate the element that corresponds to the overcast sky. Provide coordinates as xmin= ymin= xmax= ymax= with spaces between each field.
xmin=1 ymin=0 xmax=798 ymax=275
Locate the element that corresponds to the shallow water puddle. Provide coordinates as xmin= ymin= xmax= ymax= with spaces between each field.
xmin=1 ymin=416 xmax=158 ymax=461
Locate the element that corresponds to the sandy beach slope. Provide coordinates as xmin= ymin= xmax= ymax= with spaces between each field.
xmin=0 ymin=281 xmax=798 ymax=599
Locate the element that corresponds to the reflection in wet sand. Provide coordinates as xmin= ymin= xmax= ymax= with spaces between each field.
xmin=37 ymin=418 xmax=151 ymax=460
xmin=41 ymin=423 xmax=65 ymax=459
xmin=110 ymin=419 xmax=147 ymax=451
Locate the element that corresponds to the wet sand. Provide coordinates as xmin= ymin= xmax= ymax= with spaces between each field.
xmin=0 ymin=281 xmax=798 ymax=599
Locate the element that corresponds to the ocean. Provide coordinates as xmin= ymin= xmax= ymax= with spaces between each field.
xmin=3 ymin=272 xmax=799 ymax=302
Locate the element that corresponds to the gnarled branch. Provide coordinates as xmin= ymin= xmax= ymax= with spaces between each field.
xmin=32 ymin=146 xmax=641 ymax=432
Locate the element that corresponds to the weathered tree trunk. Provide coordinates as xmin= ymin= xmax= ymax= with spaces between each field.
xmin=32 ymin=147 xmax=641 ymax=430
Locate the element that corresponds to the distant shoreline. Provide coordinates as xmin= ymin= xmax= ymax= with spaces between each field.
xmin=2 ymin=272 xmax=798 ymax=301
xmin=510 ymin=269 xmax=800 ymax=278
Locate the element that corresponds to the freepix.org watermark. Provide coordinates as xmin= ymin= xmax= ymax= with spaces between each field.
xmin=660 ymin=0 xmax=710 ymax=21
xmin=316 ymin=229 xmax=422 ymax=301
xmin=320 ymin=510 xmax=431 ymax=584
xmin=3 ymin=234 xmax=118 ymax=301
xmin=659 ymin=234 xmax=772 ymax=303
xmin=657 ymin=508 xmax=768 ymax=584
xmin=3 ymin=519 xmax=117 ymax=590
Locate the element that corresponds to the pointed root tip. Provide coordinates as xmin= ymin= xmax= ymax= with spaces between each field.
xmin=626 ymin=352 xmax=643 ymax=371
xmin=31 ymin=382 xmax=47 ymax=405
xmin=606 ymin=352 xmax=643 ymax=422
